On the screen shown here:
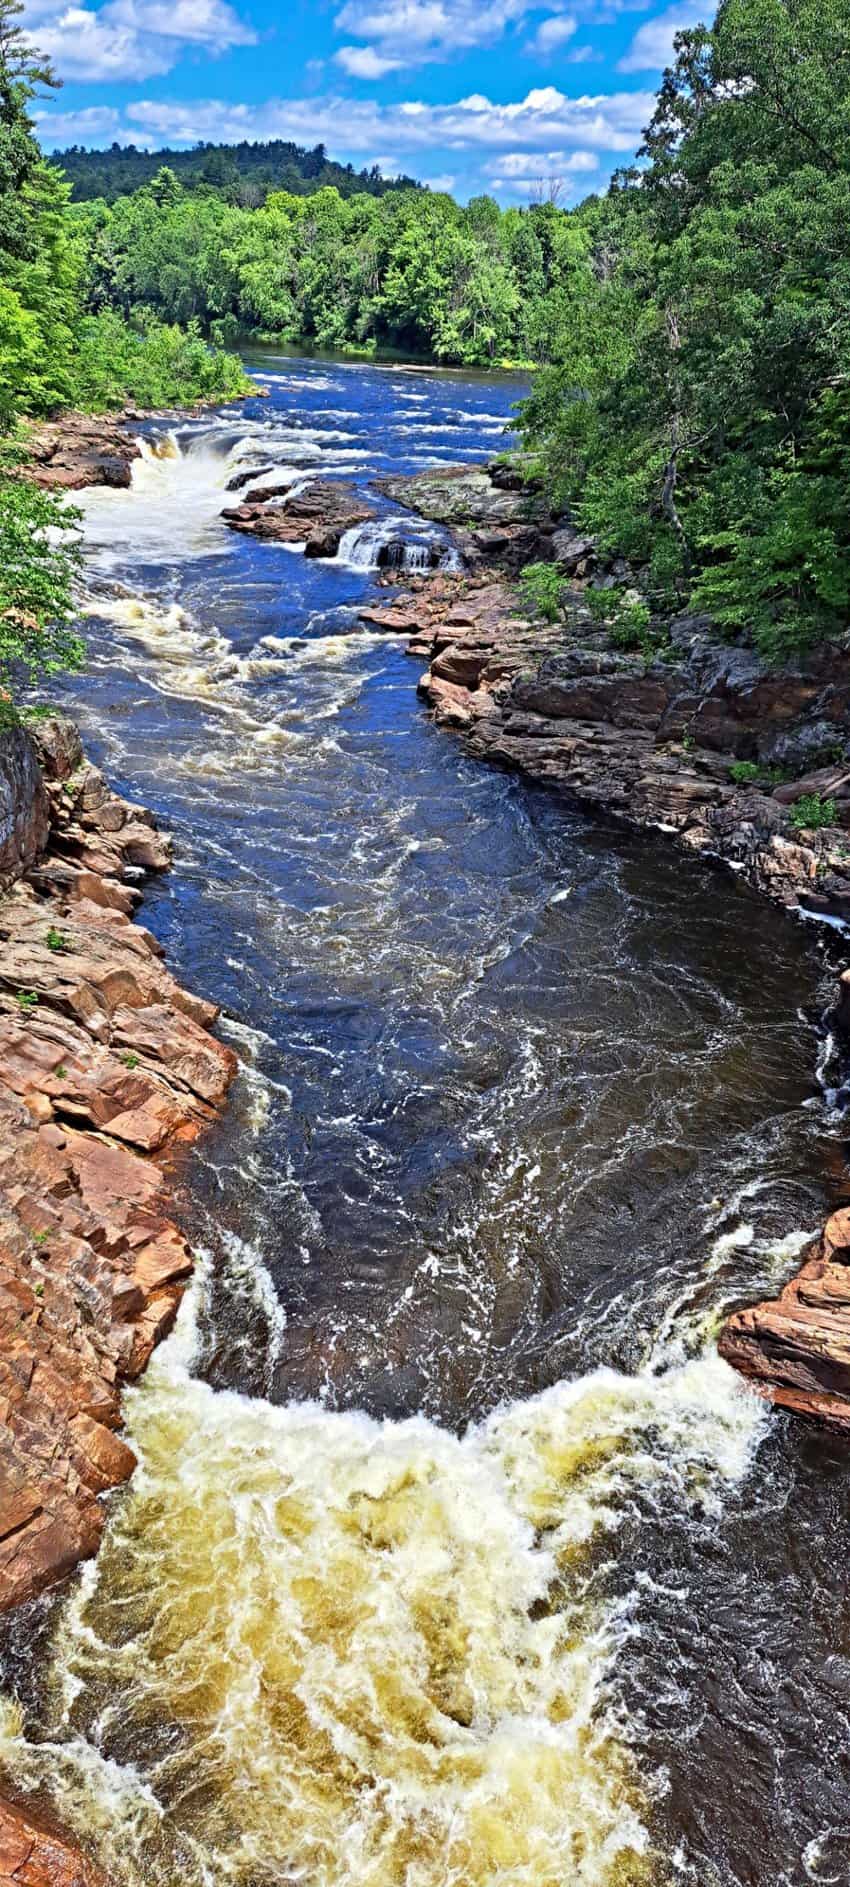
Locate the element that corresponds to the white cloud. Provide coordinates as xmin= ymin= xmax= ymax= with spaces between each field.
xmin=618 ymin=1 xmax=710 ymax=72
xmin=489 ymin=145 xmax=597 ymax=174
xmin=335 ymin=43 xmax=403 ymax=75
xmin=23 ymin=0 xmax=255 ymax=82
xmin=423 ymin=171 xmax=456 ymax=191
xmin=37 ymin=84 xmax=655 ymax=175
xmin=333 ymin=0 xmax=531 ymax=70
xmin=529 ymin=12 xmax=577 ymax=54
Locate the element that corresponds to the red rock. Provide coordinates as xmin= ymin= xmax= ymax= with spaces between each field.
xmin=0 ymin=1799 xmax=105 ymax=1887
xmin=0 ymin=715 xmax=237 ymax=1612
xmin=222 ymin=478 xmax=374 ymax=557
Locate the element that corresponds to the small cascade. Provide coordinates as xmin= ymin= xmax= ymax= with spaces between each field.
xmin=336 ymin=518 xmax=461 ymax=574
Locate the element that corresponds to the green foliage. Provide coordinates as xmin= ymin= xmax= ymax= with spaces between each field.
xmin=518 ymin=0 xmax=850 ymax=664
xmin=0 ymin=479 xmax=84 ymax=710
xmin=0 ymin=1 xmax=250 ymax=430
xmin=728 ymin=759 xmax=792 ymax=787
xmin=50 ymin=139 xmax=419 ymax=207
xmin=519 ymin=561 xmax=567 ymax=623
xmin=71 ymin=310 xmax=250 ymax=410
xmin=45 ymin=926 xmax=68 ymax=951
xmin=120 ymin=1051 xmax=140 ymax=1069
xmin=586 ymin=586 xmax=667 ymax=659
xmin=69 ymin=178 xmax=598 ymax=367
xmin=789 ymin=793 xmax=838 ymax=831
xmin=15 ymin=989 xmax=38 ymax=1014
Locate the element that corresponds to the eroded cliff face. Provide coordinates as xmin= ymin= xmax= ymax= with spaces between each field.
xmin=0 ymin=714 xmax=237 ymax=1875
xmin=0 ymin=718 xmax=236 ymax=1611
xmin=0 ymin=733 xmax=49 ymax=890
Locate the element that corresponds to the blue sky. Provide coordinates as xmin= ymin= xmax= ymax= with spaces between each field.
xmin=27 ymin=0 xmax=711 ymax=200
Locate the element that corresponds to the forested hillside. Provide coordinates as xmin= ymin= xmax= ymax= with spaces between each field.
xmin=519 ymin=0 xmax=850 ymax=660
xmin=51 ymin=139 xmax=418 ymax=206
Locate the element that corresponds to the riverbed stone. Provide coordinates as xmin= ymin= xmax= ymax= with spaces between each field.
xmin=222 ymin=478 xmax=374 ymax=556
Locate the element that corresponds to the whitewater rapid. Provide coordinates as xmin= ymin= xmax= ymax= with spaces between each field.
xmin=1 ymin=356 xmax=843 ymax=1887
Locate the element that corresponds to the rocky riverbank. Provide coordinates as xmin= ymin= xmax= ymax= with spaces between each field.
xmin=0 ymin=714 xmax=235 ymax=1873
xmin=361 ymin=463 xmax=850 ymax=1432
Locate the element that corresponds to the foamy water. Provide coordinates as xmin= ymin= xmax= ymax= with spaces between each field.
xmin=3 ymin=353 xmax=846 ymax=1887
xmin=0 ymin=1268 xmax=767 ymax=1887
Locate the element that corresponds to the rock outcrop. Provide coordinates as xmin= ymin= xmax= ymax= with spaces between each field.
xmin=0 ymin=717 xmax=236 ymax=1612
xmin=222 ymin=478 xmax=374 ymax=557
xmin=0 ymin=1797 xmax=105 ymax=1886
xmin=0 ymin=733 xmax=49 ymax=889
xmin=371 ymin=473 xmax=850 ymax=1432
xmin=24 ymin=416 xmax=143 ymax=492
xmin=719 ymin=1207 xmax=850 ymax=1428
xmin=362 ymin=571 xmax=850 ymax=921
xmin=376 ymin=462 xmax=557 ymax=574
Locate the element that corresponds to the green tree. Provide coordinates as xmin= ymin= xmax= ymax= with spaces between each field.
xmin=0 ymin=480 xmax=83 ymax=714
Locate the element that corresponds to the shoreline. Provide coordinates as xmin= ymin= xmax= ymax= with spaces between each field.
xmin=1 ymin=404 xmax=848 ymax=1874
xmin=353 ymin=464 xmax=850 ymax=1432
xmin=0 ymin=715 xmax=236 ymax=1875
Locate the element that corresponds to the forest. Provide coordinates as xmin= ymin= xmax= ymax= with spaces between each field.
xmin=50 ymin=138 xmax=419 ymax=206
xmin=1 ymin=0 xmax=848 ymax=680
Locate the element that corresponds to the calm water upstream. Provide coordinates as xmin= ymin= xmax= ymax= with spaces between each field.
xmin=2 ymin=353 xmax=850 ymax=1887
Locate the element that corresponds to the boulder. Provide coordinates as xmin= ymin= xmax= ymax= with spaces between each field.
xmin=222 ymin=479 xmax=374 ymax=557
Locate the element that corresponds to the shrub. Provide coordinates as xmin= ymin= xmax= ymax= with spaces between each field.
xmin=70 ymin=310 xmax=251 ymax=413
xmin=728 ymin=761 xmax=793 ymax=789
xmin=586 ymin=585 xmax=667 ymax=660
xmin=519 ymin=561 xmax=567 ymax=624
xmin=0 ymin=480 xmax=84 ymax=715
xmin=789 ymin=794 xmax=838 ymax=832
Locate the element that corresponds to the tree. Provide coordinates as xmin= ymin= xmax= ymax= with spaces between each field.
xmin=518 ymin=0 xmax=850 ymax=659
xmin=0 ymin=481 xmax=84 ymax=715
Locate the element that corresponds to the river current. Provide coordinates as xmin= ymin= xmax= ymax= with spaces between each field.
xmin=2 ymin=354 xmax=850 ymax=1886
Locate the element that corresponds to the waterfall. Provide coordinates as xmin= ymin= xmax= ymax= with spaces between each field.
xmin=336 ymin=518 xmax=461 ymax=573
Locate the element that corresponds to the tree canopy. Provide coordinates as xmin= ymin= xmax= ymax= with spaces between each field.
xmin=49 ymin=138 xmax=420 ymax=207
xmin=518 ymin=0 xmax=850 ymax=660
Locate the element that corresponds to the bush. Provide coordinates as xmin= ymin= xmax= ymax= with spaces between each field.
xmin=0 ymin=480 xmax=84 ymax=714
xmin=69 ymin=310 xmax=251 ymax=413
xmin=789 ymin=794 xmax=838 ymax=832
xmin=728 ymin=760 xmax=792 ymax=788
xmin=586 ymin=585 xmax=667 ymax=660
xmin=519 ymin=561 xmax=567 ymax=624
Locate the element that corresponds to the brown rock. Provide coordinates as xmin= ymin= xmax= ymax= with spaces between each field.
xmin=0 ymin=714 xmax=237 ymax=1612
xmin=0 ymin=1799 xmax=105 ymax=1887
xmin=222 ymin=478 xmax=374 ymax=558
xmin=24 ymin=415 xmax=141 ymax=492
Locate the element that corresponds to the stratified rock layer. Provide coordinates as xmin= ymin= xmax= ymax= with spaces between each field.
xmin=365 ymin=572 xmax=850 ymax=920
xmin=719 ymin=1209 xmax=850 ymax=1428
xmin=0 ymin=718 xmax=236 ymax=1611
xmin=377 ymin=461 xmax=558 ymax=573
xmin=23 ymin=416 xmax=142 ymax=491
xmin=222 ymin=478 xmax=374 ymax=557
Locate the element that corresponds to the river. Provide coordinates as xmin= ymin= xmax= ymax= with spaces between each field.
xmin=1 ymin=353 xmax=849 ymax=1887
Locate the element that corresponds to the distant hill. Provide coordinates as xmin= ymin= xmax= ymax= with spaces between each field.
xmin=49 ymin=139 xmax=420 ymax=205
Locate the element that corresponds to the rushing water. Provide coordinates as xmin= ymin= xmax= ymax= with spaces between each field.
xmin=2 ymin=353 xmax=850 ymax=1887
